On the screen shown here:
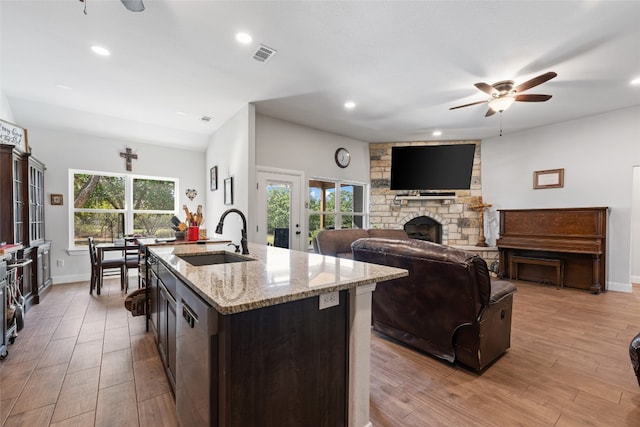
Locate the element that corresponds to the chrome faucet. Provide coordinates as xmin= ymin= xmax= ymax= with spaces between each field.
xmin=215 ymin=208 xmax=249 ymax=255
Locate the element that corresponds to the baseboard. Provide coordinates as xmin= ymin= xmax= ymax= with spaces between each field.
xmin=52 ymin=271 xmax=138 ymax=285
xmin=631 ymin=275 xmax=640 ymax=285
xmin=607 ymin=280 xmax=632 ymax=293
xmin=52 ymin=274 xmax=91 ymax=285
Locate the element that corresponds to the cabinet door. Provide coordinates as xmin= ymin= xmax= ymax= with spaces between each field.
xmin=158 ymin=283 xmax=168 ymax=364
xmin=149 ymin=268 xmax=158 ymax=337
xmin=167 ymin=297 xmax=177 ymax=383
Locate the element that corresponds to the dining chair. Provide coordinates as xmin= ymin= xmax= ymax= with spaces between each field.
xmin=124 ymin=241 xmax=142 ymax=293
xmin=88 ymin=237 xmax=127 ymax=295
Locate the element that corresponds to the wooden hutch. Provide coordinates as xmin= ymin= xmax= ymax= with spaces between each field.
xmin=0 ymin=139 xmax=52 ymax=310
xmin=496 ymin=207 xmax=608 ymax=293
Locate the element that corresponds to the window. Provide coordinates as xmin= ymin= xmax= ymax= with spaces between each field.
xmin=71 ymin=170 xmax=178 ymax=247
xmin=308 ymin=179 xmax=367 ymax=248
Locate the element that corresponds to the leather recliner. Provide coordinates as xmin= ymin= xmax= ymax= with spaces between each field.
xmin=630 ymin=333 xmax=640 ymax=386
xmin=352 ymin=237 xmax=517 ymax=372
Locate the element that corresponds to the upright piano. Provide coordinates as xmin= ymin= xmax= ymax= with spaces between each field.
xmin=496 ymin=207 xmax=608 ymax=293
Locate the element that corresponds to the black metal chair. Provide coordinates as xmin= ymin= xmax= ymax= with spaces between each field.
xmin=88 ymin=237 xmax=126 ymax=295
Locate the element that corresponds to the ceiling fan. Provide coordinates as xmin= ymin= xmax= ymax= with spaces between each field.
xmin=450 ymin=71 xmax=557 ymax=117
xmin=79 ymin=0 xmax=144 ymax=14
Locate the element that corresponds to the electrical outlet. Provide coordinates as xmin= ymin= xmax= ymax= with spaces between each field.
xmin=319 ymin=291 xmax=339 ymax=310
xmin=56 ymin=259 xmax=64 ymax=267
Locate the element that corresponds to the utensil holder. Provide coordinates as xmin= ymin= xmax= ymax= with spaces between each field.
xmin=188 ymin=226 xmax=200 ymax=241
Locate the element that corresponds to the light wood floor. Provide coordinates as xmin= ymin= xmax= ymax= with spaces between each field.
xmin=2 ymin=279 xmax=640 ymax=426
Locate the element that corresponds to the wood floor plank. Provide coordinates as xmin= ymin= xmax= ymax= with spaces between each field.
xmin=3 ymin=404 xmax=54 ymax=427
xmin=0 ymin=359 xmax=38 ymax=400
xmin=132 ymin=356 xmax=171 ymax=402
xmin=138 ymin=393 xmax=178 ymax=427
xmin=98 ymin=348 xmax=133 ymax=390
xmin=67 ymin=340 xmax=103 ymax=374
xmin=95 ymin=381 xmax=139 ymax=427
xmin=9 ymin=363 xmax=66 ymax=416
xmin=36 ymin=337 xmax=77 ymax=369
xmin=49 ymin=411 xmax=95 ymax=427
xmin=51 ymin=367 xmax=100 ymax=423
xmin=102 ymin=326 xmax=130 ymax=354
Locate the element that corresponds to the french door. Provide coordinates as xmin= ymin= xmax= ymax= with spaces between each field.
xmin=256 ymin=169 xmax=304 ymax=252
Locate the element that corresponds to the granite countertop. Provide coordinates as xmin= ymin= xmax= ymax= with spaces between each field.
xmin=148 ymin=242 xmax=408 ymax=315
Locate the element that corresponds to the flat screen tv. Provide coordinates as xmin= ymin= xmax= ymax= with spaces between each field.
xmin=390 ymin=144 xmax=476 ymax=191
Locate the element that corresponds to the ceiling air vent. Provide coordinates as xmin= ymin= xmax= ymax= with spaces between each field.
xmin=252 ymin=44 xmax=277 ymax=63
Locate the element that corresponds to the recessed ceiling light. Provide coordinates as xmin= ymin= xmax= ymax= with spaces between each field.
xmin=235 ymin=32 xmax=252 ymax=45
xmin=176 ymin=111 xmax=186 ymax=116
xmin=432 ymin=130 xmax=442 ymax=137
xmin=632 ymin=76 xmax=640 ymax=86
xmin=91 ymin=45 xmax=111 ymax=56
xmin=56 ymin=84 xmax=72 ymax=90
xmin=344 ymin=101 xmax=356 ymax=109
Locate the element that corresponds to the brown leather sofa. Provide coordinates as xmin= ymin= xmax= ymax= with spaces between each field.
xmin=352 ymin=238 xmax=517 ymax=372
xmin=314 ymin=228 xmax=408 ymax=258
xmin=630 ymin=334 xmax=640 ymax=386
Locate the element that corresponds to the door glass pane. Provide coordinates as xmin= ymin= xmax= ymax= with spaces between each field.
xmin=266 ymin=183 xmax=291 ymax=248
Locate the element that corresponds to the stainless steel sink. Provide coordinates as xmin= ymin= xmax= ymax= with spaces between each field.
xmin=176 ymin=252 xmax=254 ymax=266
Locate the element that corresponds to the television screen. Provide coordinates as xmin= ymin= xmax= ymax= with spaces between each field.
xmin=390 ymin=144 xmax=476 ymax=191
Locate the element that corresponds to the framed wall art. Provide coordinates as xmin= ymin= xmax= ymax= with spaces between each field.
xmin=533 ymin=168 xmax=564 ymax=189
xmin=224 ymin=177 xmax=233 ymax=205
xmin=210 ymin=166 xmax=218 ymax=191
xmin=50 ymin=194 xmax=64 ymax=205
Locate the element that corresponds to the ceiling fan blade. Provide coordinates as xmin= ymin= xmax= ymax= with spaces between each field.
xmin=449 ymin=100 xmax=488 ymax=110
xmin=515 ymin=94 xmax=552 ymax=102
xmin=474 ymin=82 xmax=497 ymax=95
xmin=485 ymin=109 xmax=496 ymax=117
xmin=514 ymin=71 xmax=557 ymax=93
xmin=121 ymin=0 xmax=144 ymax=12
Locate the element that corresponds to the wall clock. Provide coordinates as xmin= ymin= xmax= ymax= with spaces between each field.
xmin=335 ymin=147 xmax=350 ymax=168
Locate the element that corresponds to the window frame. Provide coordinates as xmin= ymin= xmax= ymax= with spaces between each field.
xmin=308 ymin=178 xmax=369 ymax=237
xmin=68 ymin=169 xmax=179 ymax=249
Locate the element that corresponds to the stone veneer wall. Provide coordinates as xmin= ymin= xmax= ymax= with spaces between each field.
xmin=369 ymin=140 xmax=498 ymax=264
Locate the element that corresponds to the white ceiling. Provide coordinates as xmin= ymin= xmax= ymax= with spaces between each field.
xmin=2 ymin=1 xmax=639 ymax=151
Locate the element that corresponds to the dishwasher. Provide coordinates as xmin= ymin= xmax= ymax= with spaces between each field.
xmin=176 ymin=279 xmax=217 ymax=426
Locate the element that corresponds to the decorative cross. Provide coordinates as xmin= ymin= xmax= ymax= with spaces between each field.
xmin=119 ymin=148 xmax=138 ymax=171
xmin=470 ymin=196 xmax=493 ymax=247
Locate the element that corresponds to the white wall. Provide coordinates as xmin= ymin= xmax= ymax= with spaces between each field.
xmin=482 ymin=106 xmax=640 ymax=292
xmin=256 ymin=114 xmax=371 ymax=184
xmin=1 ymin=93 xmax=14 ymax=122
xmin=28 ymin=127 xmax=205 ymax=284
xmin=631 ymin=166 xmax=640 ymax=284
xmin=205 ymin=104 xmax=255 ymax=246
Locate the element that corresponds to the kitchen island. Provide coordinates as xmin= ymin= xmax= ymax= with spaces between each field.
xmin=144 ymin=241 xmax=407 ymax=427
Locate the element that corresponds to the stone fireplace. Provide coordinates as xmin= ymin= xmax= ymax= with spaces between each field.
xmin=367 ymin=140 xmax=498 ymax=265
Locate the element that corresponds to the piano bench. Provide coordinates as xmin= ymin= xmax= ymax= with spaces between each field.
xmin=510 ymin=256 xmax=564 ymax=289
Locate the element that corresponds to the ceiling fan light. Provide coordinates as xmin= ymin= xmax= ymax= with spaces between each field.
xmin=488 ymin=96 xmax=515 ymax=112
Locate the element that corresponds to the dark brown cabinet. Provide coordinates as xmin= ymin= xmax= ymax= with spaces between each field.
xmin=0 ymin=144 xmax=50 ymax=310
xmin=150 ymin=255 xmax=177 ymax=392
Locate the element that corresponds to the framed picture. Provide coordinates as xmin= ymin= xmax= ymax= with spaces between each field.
xmin=534 ymin=168 xmax=564 ymax=189
xmin=0 ymin=118 xmax=29 ymax=153
xmin=50 ymin=194 xmax=64 ymax=205
xmin=224 ymin=177 xmax=233 ymax=205
xmin=210 ymin=166 xmax=218 ymax=191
